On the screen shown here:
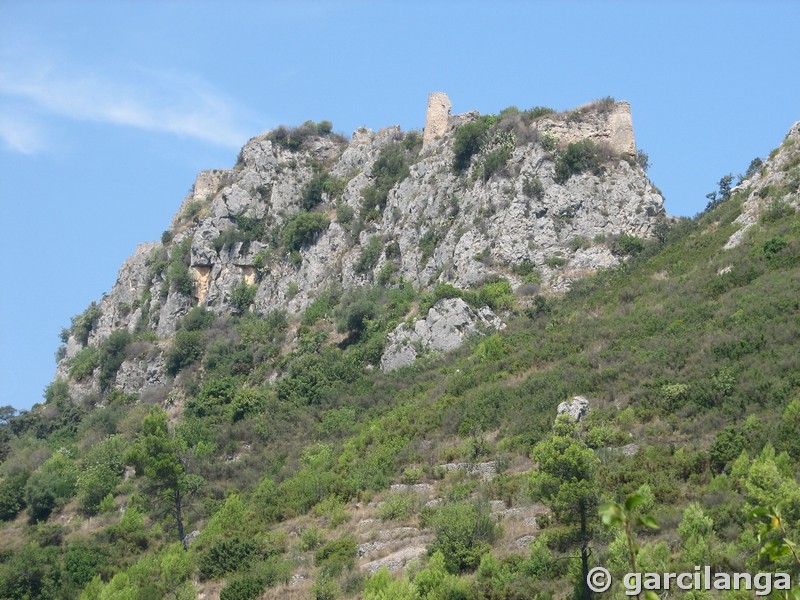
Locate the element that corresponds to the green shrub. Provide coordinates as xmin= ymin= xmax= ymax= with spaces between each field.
xmin=0 ymin=542 xmax=62 ymax=600
xmin=68 ymin=346 xmax=100 ymax=381
xmin=203 ymin=340 xmax=254 ymax=377
xmin=428 ymin=501 xmax=498 ymax=573
xmin=334 ymin=288 xmax=381 ymax=338
xmin=302 ymin=172 xmax=332 ymax=211
xmin=214 ymin=227 xmax=242 ymax=253
xmin=584 ymin=425 xmax=628 ymax=449
xmin=378 ymin=493 xmax=415 ymax=521
xmin=361 ymin=142 xmax=411 ymax=218
xmin=474 ymin=334 xmax=505 ymax=362
xmin=165 ymin=329 xmax=205 ymax=375
xmin=268 ymin=120 xmax=339 ymax=151
xmin=355 ymin=237 xmax=383 ymax=274
xmin=414 ymin=551 xmax=472 ymax=598
xmin=199 ymin=537 xmax=261 ymax=580
xmin=214 ymin=214 xmax=265 ymax=254
xmin=76 ymin=435 xmax=126 ymax=515
xmin=182 ymin=200 xmax=203 ymax=221
xmin=525 ymin=106 xmax=556 ymax=119
xmin=376 ymin=261 xmax=397 ymax=286
xmin=24 ymin=452 xmax=79 ymax=522
xmin=363 ymin=568 xmax=415 ymax=600
xmin=231 ymin=388 xmax=267 ymax=422
xmin=545 ymin=256 xmax=568 ymax=269
xmin=0 ymin=473 xmax=28 ymax=520
xmin=311 ymin=576 xmax=340 ymax=600
xmin=253 ymin=250 xmax=271 ymax=271
xmin=540 ymin=133 xmax=557 ymax=152
xmin=299 ymin=527 xmax=324 ymax=551
xmin=482 ymin=147 xmax=512 ymax=181
xmin=283 ymin=211 xmax=330 ymax=252
xmin=418 ymin=283 xmax=463 ymax=314
xmin=302 ymin=292 xmax=338 ymax=326
xmin=236 ymin=214 xmax=265 ymax=239
xmin=778 ymin=399 xmax=800 ymax=459
xmin=220 ymin=575 xmax=264 ymax=600
xmin=612 ymin=234 xmax=645 ymax=256
xmin=523 ymin=176 xmax=544 ymax=199
xmin=554 ymin=139 xmax=610 ymax=183
xmin=511 ymin=260 xmax=537 ymax=277
xmin=161 ymin=236 xmax=194 ymax=296
xmin=181 ymin=307 xmax=215 ymax=331
xmin=336 ymin=204 xmax=354 ymax=228
xmin=313 ymin=495 xmax=349 ymax=527
xmin=474 ymin=278 xmax=514 ymax=311
xmin=63 ymin=542 xmax=108 ymax=591
xmin=419 ymin=229 xmax=441 ymax=263
xmin=106 ymin=506 xmax=149 ymax=552
xmin=166 ymin=260 xmax=193 ymax=295
xmin=231 ymin=282 xmax=258 ymax=314
xmin=636 ymin=149 xmax=651 ymax=171
xmin=302 ymin=172 xmax=345 ymax=211
xmin=71 ymin=302 xmax=102 ymax=346
xmin=237 ymin=310 xmax=287 ymax=346
xmin=762 ymin=236 xmax=788 ymax=260
xmin=98 ymin=329 xmax=132 ymax=390
xmin=315 ymin=534 xmax=357 ymax=576
xmin=384 ymin=241 xmax=401 ymax=259
xmin=254 ymin=555 xmax=293 ymax=587
xmin=453 ymin=118 xmax=492 ymax=172
xmin=569 ymin=236 xmax=590 ymax=252
xmin=434 ymin=283 xmax=463 ymax=302
xmin=709 ymin=426 xmax=746 ymax=473
xmin=186 ymin=376 xmax=237 ymax=419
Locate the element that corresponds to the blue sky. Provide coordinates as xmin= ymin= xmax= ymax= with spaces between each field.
xmin=1 ymin=1 xmax=799 ymax=412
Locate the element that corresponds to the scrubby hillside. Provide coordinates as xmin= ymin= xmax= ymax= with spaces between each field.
xmin=0 ymin=109 xmax=798 ymax=600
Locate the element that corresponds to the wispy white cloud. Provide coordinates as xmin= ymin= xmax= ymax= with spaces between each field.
xmin=0 ymin=57 xmax=253 ymax=150
xmin=0 ymin=112 xmax=45 ymax=154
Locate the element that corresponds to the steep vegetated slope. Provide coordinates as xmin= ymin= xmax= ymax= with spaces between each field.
xmin=0 ymin=104 xmax=798 ymax=600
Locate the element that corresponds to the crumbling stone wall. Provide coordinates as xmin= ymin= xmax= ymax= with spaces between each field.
xmin=536 ymin=101 xmax=636 ymax=156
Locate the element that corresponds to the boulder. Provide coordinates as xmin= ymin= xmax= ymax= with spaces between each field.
xmin=380 ymin=298 xmax=505 ymax=372
xmin=557 ymin=395 xmax=590 ymax=422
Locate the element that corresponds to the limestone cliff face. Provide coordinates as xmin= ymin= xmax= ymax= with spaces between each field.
xmin=55 ymin=98 xmax=665 ymax=399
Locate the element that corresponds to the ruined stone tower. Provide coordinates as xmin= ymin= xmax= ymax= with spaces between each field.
xmin=423 ymin=92 xmax=452 ymax=148
xmin=608 ymin=101 xmax=636 ymax=157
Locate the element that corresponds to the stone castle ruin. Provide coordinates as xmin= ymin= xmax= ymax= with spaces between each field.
xmin=422 ymin=92 xmax=636 ymax=156
xmin=422 ymin=92 xmax=452 ymax=148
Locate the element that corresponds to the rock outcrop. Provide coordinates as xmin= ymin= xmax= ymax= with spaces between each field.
xmin=380 ymin=298 xmax=504 ymax=372
xmin=54 ymin=95 xmax=666 ymax=400
xmin=725 ymin=120 xmax=800 ymax=249
xmin=556 ymin=396 xmax=590 ymax=422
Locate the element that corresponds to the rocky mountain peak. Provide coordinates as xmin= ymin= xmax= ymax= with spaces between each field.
xmin=55 ymin=95 xmax=666 ymax=401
